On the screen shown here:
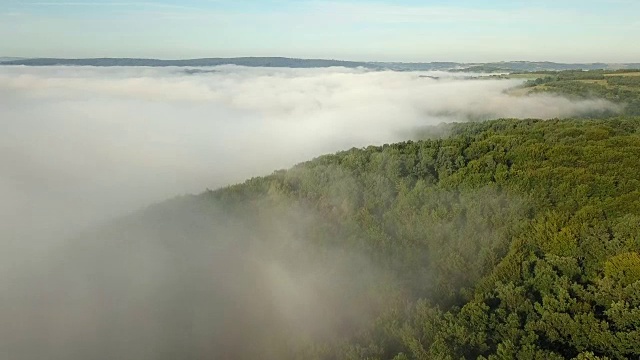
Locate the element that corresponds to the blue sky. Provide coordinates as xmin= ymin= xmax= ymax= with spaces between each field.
xmin=1 ymin=0 xmax=639 ymax=62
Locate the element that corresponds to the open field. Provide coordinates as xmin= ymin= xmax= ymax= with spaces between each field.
xmin=605 ymin=72 xmax=640 ymax=77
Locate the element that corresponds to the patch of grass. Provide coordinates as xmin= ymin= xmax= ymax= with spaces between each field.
xmin=605 ymin=72 xmax=640 ymax=77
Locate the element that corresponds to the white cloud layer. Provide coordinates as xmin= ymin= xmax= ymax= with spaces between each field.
xmin=0 ymin=65 xmax=619 ymax=245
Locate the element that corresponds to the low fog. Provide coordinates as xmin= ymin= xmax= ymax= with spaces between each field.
xmin=0 ymin=65 xmax=619 ymax=241
xmin=0 ymin=65 xmax=619 ymax=359
xmin=4 ymin=194 xmax=401 ymax=359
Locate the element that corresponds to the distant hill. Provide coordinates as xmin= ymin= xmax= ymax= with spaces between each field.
xmin=0 ymin=57 xmax=26 ymax=63
xmin=2 ymin=57 xmax=639 ymax=72
xmin=370 ymin=61 xmax=461 ymax=71
xmin=0 ymin=57 xmax=379 ymax=69
xmin=456 ymin=61 xmax=640 ymax=72
xmin=514 ymin=68 xmax=640 ymax=115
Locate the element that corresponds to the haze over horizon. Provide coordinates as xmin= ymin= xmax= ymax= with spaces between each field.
xmin=2 ymin=0 xmax=639 ymax=63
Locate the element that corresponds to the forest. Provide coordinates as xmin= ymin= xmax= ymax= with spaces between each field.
xmin=194 ymin=116 xmax=640 ymax=359
xmin=60 ymin=115 xmax=638 ymax=360
xmin=519 ymin=70 xmax=640 ymax=116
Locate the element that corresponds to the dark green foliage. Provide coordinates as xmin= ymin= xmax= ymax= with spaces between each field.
xmin=186 ymin=117 xmax=640 ymax=358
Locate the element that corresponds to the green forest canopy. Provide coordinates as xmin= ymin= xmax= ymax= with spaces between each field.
xmin=177 ymin=116 xmax=640 ymax=359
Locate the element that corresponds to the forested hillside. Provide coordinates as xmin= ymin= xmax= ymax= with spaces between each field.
xmin=208 ymin=117 xmax=640 ymax=359
xmin=520 ymin=70 xmax=640 ymax=116
xmin=26 ymin=117 xmax=640 ymax=360
xmin=167 ymin=117 xmax=640 ymax=359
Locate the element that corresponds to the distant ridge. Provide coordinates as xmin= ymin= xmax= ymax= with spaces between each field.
xmin=1 ymin=57 xmax=639 ymax=72
xmin=0 ymin=57 xmax=377 ymax=69
xmin=452 ymin=61 xmax=640 ymax=72
xmin=0 ymin=57 xmax=25 ymax=62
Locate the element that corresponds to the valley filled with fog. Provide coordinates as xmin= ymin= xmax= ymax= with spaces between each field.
xmin=0 ymin=65 xmax=619 ymax=245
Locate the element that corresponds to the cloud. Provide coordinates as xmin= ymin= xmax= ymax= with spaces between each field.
xmin=0 ymin=65 xmax=619 ymax=244
xmin=29 ymin=1 xmax=199 ymax=10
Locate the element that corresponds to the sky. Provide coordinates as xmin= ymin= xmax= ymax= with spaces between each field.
xmin=1 ymin=0 xmax=639 ymax=62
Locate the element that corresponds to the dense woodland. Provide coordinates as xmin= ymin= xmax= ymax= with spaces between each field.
xmin=193 ymin=116 xmax=640 ymax=359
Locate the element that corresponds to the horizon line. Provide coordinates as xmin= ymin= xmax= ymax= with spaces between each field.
xmin=2 ymin=56 xmax=638 ymax=65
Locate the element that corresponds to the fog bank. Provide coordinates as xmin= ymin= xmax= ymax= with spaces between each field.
xmin=0 ymin=65 xmax=619 ymax=242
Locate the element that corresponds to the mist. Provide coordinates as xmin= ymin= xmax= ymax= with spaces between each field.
xmin=0 ymin=66 xmax=619 ymax=240
xmin=0 ymin=65 xmax=619 ymax=359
